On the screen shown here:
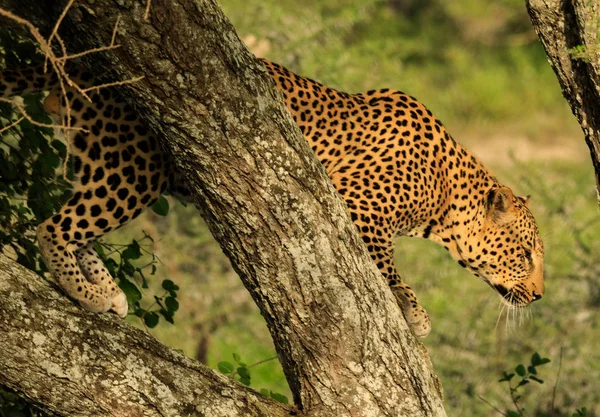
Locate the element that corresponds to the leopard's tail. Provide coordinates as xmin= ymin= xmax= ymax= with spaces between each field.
xmin=0 ymin=65 xmax=59 ymax=98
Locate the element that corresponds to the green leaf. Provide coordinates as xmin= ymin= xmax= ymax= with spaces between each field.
xmin=270 ymin=392 xmax=289 ymax=404
xmin=218 ymin=362 xmax=234 ymax=374
xmin=237 ymin=366 xmax=250 ymax=380
xmin=165 ymin=296 xmax=179 ymax=312
xmin=151 ymin=196 xmax=169 ymax=216
xmin=51 ymin=139 xmax=67 ymax=158
xmin=260 ymin=388 xmax=269 ymax=396
xmin=529 ymin=375 xmax=544 ymax=384
xmin=499 ymin=372 xmax=515 ymax=382
xmin=94 ymin=241 xmax=106 ymax=257
xmin=507 ymin=411 xmax=521 ymax=417
xmin=159 ymin=308 xmax=175 ymax=324
xmin=121 ymin=259 xmax=136 ymax=277
xmin=162 ymin=279 xmax=176 ymax=291
xmin=527 ymin=365 xmax=537 ymax=375
xmin=515 ymin=364 xmax=526 ymax=377
xmin=104 ymin=258 xmax=119 ymax=278
xmin=143 ymin=312 xmax=159 ymax=328
xmin=538 ymin=357 xmax=551 ymax=366
xmin=239 ymin=376 xmax=251 ymax=386
xmin=119 ymin=279 xmax=141 ymax=304
xmin=232 ymin=353 xmax=241 ymax=363
xmin=138 ymin=269 xmax=149 ymax=289
xmin=531 ymin=352 xmax=542 ymax=366
xmin=122 ymin=240 xmax=142 ymax=260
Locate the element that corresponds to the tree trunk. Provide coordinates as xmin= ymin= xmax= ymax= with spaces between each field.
xmin=525 ymin=0 xmax=600 ymax=206
xmin=0 ymin=1 xmax=445 ymax=416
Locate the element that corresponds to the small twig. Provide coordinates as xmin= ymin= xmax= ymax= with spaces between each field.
xmin=136 ymin=261 xmax=157 ymax=270
xmin=477 ymin=394 xmax=508 ymax=417
xmin=508 ymin=382 xmax=523 ymax=417
xmin=55 ymin=33 xmax=68 ymax=62
xmin=56 ymin=17 xmax=122 ymax=63
xmin=56 ymin=44 xmax=121 ymax=62
xmin=145 ymin=0 xmax=152 ymax=20
xmin=551 ymin=347 xmax=564 ymax=413
xmin=47 ymin=0 xmax=76 ymax=50
xmin=111 ymin=15 xmax=121 ymax=45
xmin=248 ymin=356 xmax=279 ymax=369
xmin=0 ymin=98 xmax=85 ymax=132
xmin=0 ymin=116 xmax=24 ymax=134
xmin=82 ymin=76 xmax=145 ymax=94
xmin=0 ymin=9 xmax=53 ymax=58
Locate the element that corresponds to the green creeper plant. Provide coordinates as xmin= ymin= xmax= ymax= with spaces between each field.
xmin=483 ymin=352 xmax=589 ymax=417
xmin=218 ymin=353 xmax=289 ymax=404
xmin=498 ymin=352 xmax=551 ymax=416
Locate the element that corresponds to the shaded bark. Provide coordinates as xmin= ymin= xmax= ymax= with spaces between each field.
xmin=0 ymin=0 xmax=445 ymax=416
xmin=526 ymin=0 xmax=600 ymax=206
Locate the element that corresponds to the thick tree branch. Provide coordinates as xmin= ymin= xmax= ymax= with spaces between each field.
xmin=526 ymin=0 xmax=600 ymax=206
xmin=0 ymin=1 xmax=445 ymax=416
xmin=0 ymin=255 xmax=290 ymax=417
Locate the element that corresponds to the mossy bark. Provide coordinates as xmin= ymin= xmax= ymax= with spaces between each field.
xmin=0 ymin=1 xmax=445 ymax=416
xmin=526 ymin=0 xmax=600 ymax=206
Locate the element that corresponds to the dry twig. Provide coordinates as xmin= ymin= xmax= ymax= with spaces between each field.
xmin=145 ymin=0 xmax=152 ymax=20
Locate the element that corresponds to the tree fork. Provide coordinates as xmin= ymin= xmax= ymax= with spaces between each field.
xmin=0 ymin=1 xmax=445 ymax=416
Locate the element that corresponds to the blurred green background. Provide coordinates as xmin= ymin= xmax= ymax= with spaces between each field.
xmin=8 ymin=0 xmax=598 ymax=415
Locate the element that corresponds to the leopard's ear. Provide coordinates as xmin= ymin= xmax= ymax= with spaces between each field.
xmin=486 ymin=187 xmax=516 ymax=224
xmin=518 ymin=195 xmax=531 ymax=206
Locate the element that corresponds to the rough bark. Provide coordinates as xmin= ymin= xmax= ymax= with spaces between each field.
xmin=525 ymin=0 xmax=600 ymax=206
xmin=0 ymin=255 xmax=290 ymax=417
xmin=0 ymin=1 xmax=445 ymax=416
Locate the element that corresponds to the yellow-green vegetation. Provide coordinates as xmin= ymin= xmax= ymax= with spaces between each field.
xmin=108 ymin=1 xmax=599 ymax=415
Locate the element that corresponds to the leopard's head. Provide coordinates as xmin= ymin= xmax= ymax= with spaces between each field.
xmin=459 ymin=187 xmax=544 ymax=306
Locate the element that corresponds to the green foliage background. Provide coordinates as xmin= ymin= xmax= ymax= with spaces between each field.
xmin=0 ymin=0 xmax=598 ymax=416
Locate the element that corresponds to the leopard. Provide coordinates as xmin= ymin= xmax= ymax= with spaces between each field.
xmin=0 ymin=58 xmax=544 ymax=338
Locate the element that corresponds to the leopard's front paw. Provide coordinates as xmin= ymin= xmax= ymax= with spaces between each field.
xmin=403 ymin=303 xmax=431 ymax=338
xmin=391 ymin=288 xmax=431 ymax=337
xmin=110 ymin=290 xmax=128 ymax=318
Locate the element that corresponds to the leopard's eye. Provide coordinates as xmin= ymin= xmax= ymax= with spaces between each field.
xmin=524 ymin=248 xmax=532 ymax=261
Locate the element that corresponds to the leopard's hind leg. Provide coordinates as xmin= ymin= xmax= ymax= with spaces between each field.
xmin=37 ymin=213 xmax=115 ymax=314
xmin=36 ymin=188 xmax=129 ymax=316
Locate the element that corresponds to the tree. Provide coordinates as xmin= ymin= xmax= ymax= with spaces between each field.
xmin=0 ymin=1 xmax=445 ymax=416
xmin=526 ymin=0 xmax=600 ymax=207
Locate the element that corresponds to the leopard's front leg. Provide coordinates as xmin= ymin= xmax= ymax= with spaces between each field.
xmin=376 ymin=249 xmax=431 ymax=337
xmin=354 ymin=220 xmax=431 ymax=337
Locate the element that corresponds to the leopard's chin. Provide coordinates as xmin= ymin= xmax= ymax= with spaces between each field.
xmin=494 ymin=284 xmax=533 ymax=307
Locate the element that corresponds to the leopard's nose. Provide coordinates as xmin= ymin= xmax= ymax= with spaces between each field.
xmin=532 ymin=291 xmax=542 ymax=301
